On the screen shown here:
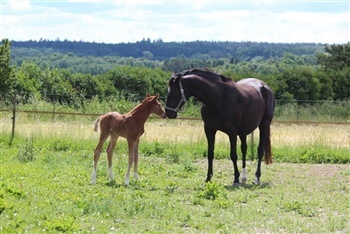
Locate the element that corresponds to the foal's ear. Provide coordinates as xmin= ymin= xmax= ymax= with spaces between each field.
xmin=146 ymin=93 xmax=150 ymax=97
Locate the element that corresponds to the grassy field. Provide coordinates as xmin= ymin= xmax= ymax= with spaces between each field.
xmin=1 ymin=117 xmax=350 ymax=233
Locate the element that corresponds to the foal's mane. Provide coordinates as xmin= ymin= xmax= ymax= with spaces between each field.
xmin=181 ymin=68 xmax=233 ymax=83
xmin=128 ymin=95 xmax=154 ymax=115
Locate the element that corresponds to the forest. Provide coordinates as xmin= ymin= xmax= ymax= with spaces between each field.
xmin=1 ymin=38 xmax=349 ymax=107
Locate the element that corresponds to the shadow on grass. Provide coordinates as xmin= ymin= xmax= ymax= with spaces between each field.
xmin=104 ymin=180 xmax=146 ymax=190
xmin=224 ymin=182 xmax=271 ymax=191
xmin=105 ymin=180 xmax=125 ymax=188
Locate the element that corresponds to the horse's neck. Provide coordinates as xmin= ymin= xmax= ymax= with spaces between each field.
xmin=128 ymin=103 xmax=151 ymax=123
xmin=187 ymin=76 xmax=236 ymax=106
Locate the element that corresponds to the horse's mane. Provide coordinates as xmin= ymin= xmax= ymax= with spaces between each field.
xmin=180 ymin=68 xmax=233 ymax=83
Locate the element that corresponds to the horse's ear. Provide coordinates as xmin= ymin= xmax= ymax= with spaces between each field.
xmin=171 ymin=71 xmax=176 ymax=77
xmin=146 ymin=93 xmax=150 ymax=97
xmin=155 ymin=93 xmax=159 ymax=99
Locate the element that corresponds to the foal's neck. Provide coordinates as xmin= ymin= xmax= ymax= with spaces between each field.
xmin=128 ymin=103 xmax=152 ymax=122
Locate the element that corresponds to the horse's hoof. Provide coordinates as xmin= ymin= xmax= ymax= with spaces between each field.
xmin=253 ymin=180 xmax=261 ymax=185
xmin=124 ymin=177 xmax=130 ymax=185
xmin=233 ymin=182 xmax=240 ymax=186
xmin=241 ymin=178 xmax=248 ymax=184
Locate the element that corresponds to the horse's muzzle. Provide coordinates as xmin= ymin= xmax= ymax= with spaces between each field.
xmin=165 ymin=110 xmax=177 ymax=119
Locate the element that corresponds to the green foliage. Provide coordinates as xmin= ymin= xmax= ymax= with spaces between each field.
xmin=274 ymin=100 xmax=350 ymax=122
xmin=282 ymin=200 xmax=316 ymax=217
xmin=107 ymin=66 xmax=168 ymax=100
xmin=11 ymin=39 xmax=324 ymax=61
xmin=16 ymin=137 xmax=35 ymax=162
xmin=45 ymin=215 xmax=78 ymax=232
xmin=317 ymin=42 xmax=350 ymax=100
xmin=196 ymin=182 xmax=226 ymax=200
xmin=3 ymin=40 xmax=350 ymax=112
xmin=0 ymin=39 xmax=15 ymax=93
xmin=273 ymin=145 xmax=350 ymax=164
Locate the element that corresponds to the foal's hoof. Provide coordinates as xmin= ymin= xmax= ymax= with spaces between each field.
xmin=233 ymin=182 xmax=240 ymax=186
xmin=133 ymin=172 xmax=139 ymax=181
xmin=241 ymin=178 xmax=248 ymax=184
xmin=124 ymin=177 xmax=130 ymax=186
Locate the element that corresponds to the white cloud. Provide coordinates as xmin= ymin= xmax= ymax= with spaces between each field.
xmin=8 ymin=0 xmax=31 ymax=11
xmin=1 ymin=1 xmax=349 ymax=44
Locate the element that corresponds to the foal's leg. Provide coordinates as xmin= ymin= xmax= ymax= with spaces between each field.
xmin=125 ymin=138 xmax=136 ymax=185
xmin=106 ymin=135 xmax=118 ymax=181
xmin=239 ymin=135 xmax=248 ymax=183
xmin=228 ymin=133 xmax=240 ymax=185
xmin=91 ymin=132 xmax=109 ymax=184
xmin=133 ymin=138 xmax=140 ymax=181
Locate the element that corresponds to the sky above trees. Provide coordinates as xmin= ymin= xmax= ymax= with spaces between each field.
xmin=2 ymin=0 xmax=349 ymax=44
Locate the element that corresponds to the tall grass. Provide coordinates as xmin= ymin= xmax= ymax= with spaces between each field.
xmin=274 ymin=100 xmax=350 ymax=122
xmin=1 ymin=114 xmax=349 ymax=164
xmin=2 ymin=98 xmax=349 ymax=122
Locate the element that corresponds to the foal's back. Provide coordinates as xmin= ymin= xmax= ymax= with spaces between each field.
xmin=98 ymin=112 xmax=129 ymax=138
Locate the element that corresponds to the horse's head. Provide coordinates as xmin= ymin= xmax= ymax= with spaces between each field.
xmin=165 ymin=72 xmax=188 ymax=119
xmin=147 ymin=94 xmax=166 ymax=119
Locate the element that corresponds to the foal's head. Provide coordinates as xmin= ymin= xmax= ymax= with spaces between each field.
xmin=145 ymin=94 xmax=166 ymax=119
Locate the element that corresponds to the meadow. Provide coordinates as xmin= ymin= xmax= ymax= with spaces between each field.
xmin=1 ymin=115 xmax=349 ymax=233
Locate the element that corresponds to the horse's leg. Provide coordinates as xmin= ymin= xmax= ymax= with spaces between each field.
xmin=91 ymin=132 xmax=109 ymax=184
xmin=239 ymin=135 xmax=248 ymax=183
xmin=106 ymin=135 xmax=118 ymax=181
xmin=133 ymin=138 xmax=140 ymax=181
xmin=125 ymin=138 xmax=136 ymax=185
xmin=255 ymin=122 xmax=270 ymax=184
xmin=204 ymin=124 xmax=217 ymax=182
xmin=228 ymin=133 xmax=240 ymax=185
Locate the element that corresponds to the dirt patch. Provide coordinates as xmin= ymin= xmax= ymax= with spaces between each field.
xmin=194 ymin=159 xmax=350 ymax=184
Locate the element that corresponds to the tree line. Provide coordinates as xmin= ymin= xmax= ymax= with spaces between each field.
xmin=11 ymin=38 xmax=323 ymax=60
xmin=1 ymin=38 xmax=349 ymax=108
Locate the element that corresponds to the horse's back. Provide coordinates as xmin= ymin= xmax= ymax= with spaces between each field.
xmin=237 ymin=78 xmax=270 ymax=92
xmin=237 ymin=78 xmax=275 ymax=120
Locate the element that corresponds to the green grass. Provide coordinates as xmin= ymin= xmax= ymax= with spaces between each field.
xmin=1 ymin=133 xmax=349 ymax=233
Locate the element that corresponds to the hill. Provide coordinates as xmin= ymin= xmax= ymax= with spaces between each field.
xmin=10 ymin=39 xmax=324 ymax=61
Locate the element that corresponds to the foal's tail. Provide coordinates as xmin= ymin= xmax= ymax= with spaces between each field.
xmin=93 ymin=116 xmax=101 ymax=132
xmin=264 ymin=128 xmax=273 ymax=165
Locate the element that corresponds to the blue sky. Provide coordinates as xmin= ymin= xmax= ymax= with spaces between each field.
xmin=1 ymin=0 xmax=349 ymax=44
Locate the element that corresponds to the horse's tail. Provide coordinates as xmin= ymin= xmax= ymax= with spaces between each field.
xmin=264 ymin=127 xmax=273 ymax=165
xmin=93 ymin=116 xmax=101 ymax=132
xmin=260 ymin=84 xmax=274 ymax=165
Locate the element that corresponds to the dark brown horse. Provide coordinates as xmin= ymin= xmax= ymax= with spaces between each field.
xmin=91 ymin=94 xmax=166 ymax=185
xmin=165 ymin=69 xmax=275 ymax=185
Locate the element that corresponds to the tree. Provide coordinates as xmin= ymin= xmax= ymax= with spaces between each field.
xmin=317 ymin=43 xmax=350 ymax=71
xmin=14 ymin=62 xmax=42 ymax=100
xmin=274 ymin=66 xmax=320 ymax=101
xmin=317 ymin=43 xmax=350 ymax=100
xmin=0 ymin=39 xmax=15 ymax=94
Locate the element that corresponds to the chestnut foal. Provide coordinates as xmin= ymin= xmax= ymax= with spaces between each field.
xmin=91 ymin=94 xmax=166 ymax=185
